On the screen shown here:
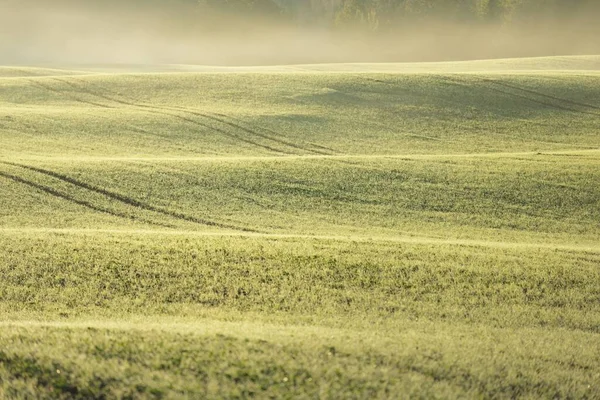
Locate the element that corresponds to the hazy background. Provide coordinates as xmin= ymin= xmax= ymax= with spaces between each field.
xmin=1 ymin=0 xmax=599 ymax=65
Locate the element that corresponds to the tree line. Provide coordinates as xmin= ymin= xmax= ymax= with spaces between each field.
xmin=194 ymin=0 xmax=598 ymax=30
xmin=31 ymin=0 xmax=599 ymax=31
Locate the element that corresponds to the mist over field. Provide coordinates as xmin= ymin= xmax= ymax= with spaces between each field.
xmin=1 ymin=0 xmax=599 ymax=65
xmin=2 ymin=0 xmax=600 ymax=398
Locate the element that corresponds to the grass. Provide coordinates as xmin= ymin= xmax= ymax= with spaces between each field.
xmin=1 ymin=55 xmax=599 ymax=398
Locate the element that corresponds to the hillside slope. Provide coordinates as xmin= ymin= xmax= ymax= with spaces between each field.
xmin=1 ymin=57 xmax=599 ymax=398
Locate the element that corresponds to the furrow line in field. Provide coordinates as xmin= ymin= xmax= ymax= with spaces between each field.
xmin=481 ymin=79 xmax=600 ymax=112
xmin=199 ymin=112 xmax=332 ymax=155
xmin=211 ymin=115 xmax=339 ymax=154
xmin=149 ymin=111 xmax=289 ymax=154
xmin=104 ymin=87 xmax=320 ymax=154
xmin=156 ymin=108 xmax=295 ymax=154
xmin=484 ymin=84 xmax=598 ymax=116
xmin=303 ymin=142 xmax=339 ymax=153
xmin=3 ymin=162 xmax=260 ymax=233
xmin=25 ymin=79 xmax=190 ymax=146
xmin=193 ymin=110 xmax=336 ymax=155
xmin=63 ymin=77 xmax=321 ymax=155
xmin=28 ymin=79 xmax=113 ymax=109
xmin=50 ymin=77 xmax=292 ymax=155
xmin=0 ymin=171 xmax=173 ymax=228
xmin=443 ymin=75 xmax=600 ymax=116
xmin=53 ymin=77 xmax=331 ymax=155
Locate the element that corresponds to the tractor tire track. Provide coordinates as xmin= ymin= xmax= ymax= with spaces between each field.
xmin=58 ymin=76 xmax=320 ymax=155
xmin=54 ymin=78 xmax=329 ymax=155
xmin=51 ymin=78 xmax=292 ymax=155
xmin=54 ymin=77 xmax=301 ymax=154
xmin=483 ymin=84 xmax=599 ymax=116
xmin=481 ymin=79 xmax=600 ymax=112
xmin=66 ymin=77 xmax=336 ymax=156
xmin=3 ymin=162 xmax=259 ymax=233
xmin=304 ymin=142 xmax=339 ymax=153
xmin=200 ymin=112 xmax=335 ymax=156
xmin=441 ymin=75 xmax=599 ymax=116
xmin=202 ymin=113 xmax=329 ymax=155
xmin=0 ymin=170 xmax=173 ymax=228
xmin=213 ymin=112 xmax=340 ymax=155
xmin=27 ymin=79 xmax=187 ymax=148
xmin=151 ymin=108 xmax=292 ymax=155
xmin=432 ymin=75 xmax=586 ymax=147
xmin=28 ymin=79 xmax=113 ymax=109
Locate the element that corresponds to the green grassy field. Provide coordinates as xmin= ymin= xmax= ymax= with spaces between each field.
xmin=1 ymin=55 xmax=599 ymax=399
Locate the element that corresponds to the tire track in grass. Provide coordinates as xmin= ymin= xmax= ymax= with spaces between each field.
xmin=27 ymin=78 xmax=200 ymax=150
xmin=3 ymin=108 xmax=184 ymax=155
xmin=482 ymin=83 xmax=600 ymax=116
xmin=54 ymin=77 xmax=331 ymax=155
xmin=197 ymin=112 xmax=332 ymax=155
xmin=214 ymin=115 xmax=341 ymax=154
xmin=107 ymin=93 xmax=316 ymax=154
xmin=28 ymin=79 xmax=114 ymax=109
xmin=0 ymin=171 xmax=174 ymax=228
xmin=3 ymin=162 xmax=260 ymax=233
xmin=436 ymin=75 xmax=600 ymax=148
xmin=212 ymin=112 xmax=341 ymax=154
xmin=49 ymin=78 xmax=288 ymax=154
xmin=51 ymin=78 xmax=292 ymax=155
xmin=304 ymin=141 xmax=339 ymax=154
xmin=441 ymin=75 xmax=600 ymax=116
xmin=190 ymin=111 xmax=336 ymax=155
xmin=63 ymin=77 xmax=311 ymax=154
xmin=481 ymin=79 xmax=600 ymax=112
xmin=153 ymin=109 xmax=293 ymax=155
xmin=56 ymin=76 xmax=318 ymax=155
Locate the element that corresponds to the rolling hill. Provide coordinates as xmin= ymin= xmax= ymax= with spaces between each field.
xmin=1 ymin=56 xmax=599 ymax=398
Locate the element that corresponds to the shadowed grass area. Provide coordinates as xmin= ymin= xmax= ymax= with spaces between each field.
xmin=1 ymin=60 xmax=599 ymax=159
xmin=1 ymin=56 xmax=599 ymax=397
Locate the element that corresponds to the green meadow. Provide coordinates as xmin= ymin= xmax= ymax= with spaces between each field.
xmin=1 ymin=56 xmax=599 ymax=398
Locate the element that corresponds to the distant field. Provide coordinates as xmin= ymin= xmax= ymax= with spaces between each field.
xmin=1 ymin=56 xmax=599 ymax=398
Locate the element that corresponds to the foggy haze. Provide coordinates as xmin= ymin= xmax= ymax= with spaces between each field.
xmin=1 ymin=0 xmax=599 ymax=66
